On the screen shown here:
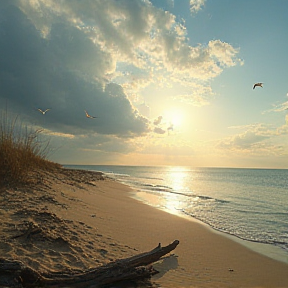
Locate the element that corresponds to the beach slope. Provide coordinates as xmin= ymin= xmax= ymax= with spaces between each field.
xmin=1 ymin=168 xmax=288 ymax=287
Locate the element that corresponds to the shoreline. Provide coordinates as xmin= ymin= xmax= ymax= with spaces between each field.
xmin=1 ymin=168 xmax=288 ymax=287
xmin=97 ymin=176 xmax=288 ymax=287
xmin=130 ymin=190 xmax=288 ymax=265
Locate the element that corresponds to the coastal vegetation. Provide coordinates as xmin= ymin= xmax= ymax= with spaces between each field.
xmin=0 ymin=109 xmax=60 ymax=186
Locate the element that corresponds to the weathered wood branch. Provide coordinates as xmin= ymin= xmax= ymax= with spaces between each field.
xmin=0 ymin=240 xmax=179 ymax=287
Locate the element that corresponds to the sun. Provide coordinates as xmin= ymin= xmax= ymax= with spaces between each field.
xmin=164 ymin=109 xmax=184 ymax=128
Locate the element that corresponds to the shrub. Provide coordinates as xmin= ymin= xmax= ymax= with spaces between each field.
xmin=0 ymin=109 xmax=60 ymax=186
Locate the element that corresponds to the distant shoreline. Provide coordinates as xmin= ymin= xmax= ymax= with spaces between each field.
xmin=64 ymin=164 xmax=288 ymax=171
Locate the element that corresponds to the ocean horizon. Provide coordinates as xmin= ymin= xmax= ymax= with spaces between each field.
xmin=64 ymin=165 xmax=288 ymax=264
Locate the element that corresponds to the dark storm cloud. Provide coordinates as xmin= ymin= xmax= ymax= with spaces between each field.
xmin=0 ymin=2 xmax=149 ymax=137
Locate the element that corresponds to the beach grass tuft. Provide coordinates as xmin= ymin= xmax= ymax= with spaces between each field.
xmin=0 ymin=109 xmax=61 ymax=186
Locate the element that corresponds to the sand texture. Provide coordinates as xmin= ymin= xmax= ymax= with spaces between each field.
xmin=1 ymin=168 xmax=288 ymax=288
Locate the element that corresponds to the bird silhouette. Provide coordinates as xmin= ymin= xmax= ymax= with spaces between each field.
xmin=85 ymin=110 xmax=97 ymax=119
xmin=37 ymin=108 xmax=50 ymax=115
xmin=253 ymin=83 xmax=263 ymax=89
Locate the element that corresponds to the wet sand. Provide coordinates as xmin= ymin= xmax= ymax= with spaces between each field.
xmin=1 ymin=168 xmax=288 ymax=287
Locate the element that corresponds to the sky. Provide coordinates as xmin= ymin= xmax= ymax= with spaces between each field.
xmin=1 ymin=0 xmax=288 ymax=168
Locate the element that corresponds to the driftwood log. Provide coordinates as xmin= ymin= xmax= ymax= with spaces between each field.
xmin=0 ymin=240 xmax=179 ymax=287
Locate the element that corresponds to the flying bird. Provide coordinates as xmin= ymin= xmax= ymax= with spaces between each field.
xmin=253 ymin=83 xmax=263 ymax=89
xmin=37 ymin=108 xmax=50 ymax=115
xmin=85 ymin=110 xmax=97 ymax=119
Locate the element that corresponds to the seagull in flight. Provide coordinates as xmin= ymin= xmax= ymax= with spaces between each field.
xmin=37 ymin=108 xmax=50 ymax=115
xmin=253 ymin=83 xmax=263 ymax=89
xmin=85 ymin=110 xmax=97 ymax=119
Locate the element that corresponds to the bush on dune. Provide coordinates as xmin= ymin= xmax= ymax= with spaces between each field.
xmin=0 ymin=110 xmax=61 ymax=186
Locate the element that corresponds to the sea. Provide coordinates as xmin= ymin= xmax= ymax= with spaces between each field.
xmin=65 ymin=165 xmax=288 ymax=264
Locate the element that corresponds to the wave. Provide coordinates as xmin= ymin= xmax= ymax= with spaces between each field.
xmin=105 ymin=172 xmax=130 ymax=178
xmin=178 ymin=208 xmax=288 ymax=250
xmin=136 ymin=176 xmax=164 ymax=181
xmin=234 ymin=209 xmax=288 ymax=216
xmin=101 ymin=167 xmax=228 ymax=204
xmin=138 ymin=184 xmax=229 ymax=204
xmin=103 ymin=172 xmax=163 ymax=182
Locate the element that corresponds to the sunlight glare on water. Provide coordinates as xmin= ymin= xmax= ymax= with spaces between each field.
xmin=167 ymin=166 xmax=190 ymax=192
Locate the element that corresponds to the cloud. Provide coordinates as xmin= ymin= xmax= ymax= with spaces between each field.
xmin=44 ymin=130 xmax=75 ymax=139
xmin=15 ymin=0 xmax=242 ymax=106
xmin=153 ymin=127 xmax=166 ymax=134
xmin=80 ymin=135 xmax=135 ymax=154
xmin=0 ymin=2 xmax=149 ymax=138
xmin=229 ymin=131 xmax=268 ymax=149
xmin=153 ymin=116 xmax=163 ymax=126
xmin=218 ymin=124 xmax=269 ymax=150
xmin=276 ymin=123 xmax=288 ymax=135
xmin=217 ymin=123 xmax=288 ymax=156
xmin=260 ymin=93 xmax=288 ymax=127
xmin=138 ymin=140 xmax=195 ymax=156
xmin=136 ymin=102 xmax=150 ymax=118
xmin=263 ymin=92 xmax=288 ymax=114
xmin=208 ymin=40 xmax=243 ymax=67
xmin=189 ymin=0 xmax=206 ymax=14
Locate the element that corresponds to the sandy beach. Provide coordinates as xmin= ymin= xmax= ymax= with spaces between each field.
xmin=1 ymin=168 xmax=288 ymax=288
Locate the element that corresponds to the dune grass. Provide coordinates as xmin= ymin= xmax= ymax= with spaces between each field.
xmin=0 ymin=110 xmax=61 ymax=186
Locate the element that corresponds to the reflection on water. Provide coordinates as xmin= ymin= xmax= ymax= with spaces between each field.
xmin=161 ymin=167 xmax=190 ymax=215
xmin=133 ymin=167 xmax=194 ymax=217
xmin=167 ymin=166 xmax=189 ymax=191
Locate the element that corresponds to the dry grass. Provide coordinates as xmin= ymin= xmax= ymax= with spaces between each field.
xmin=0 ymin=110 xmax=61 ymax=186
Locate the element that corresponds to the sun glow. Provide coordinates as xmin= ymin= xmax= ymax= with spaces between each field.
xmin=164 ymin=109 xmax=184 ymax=128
